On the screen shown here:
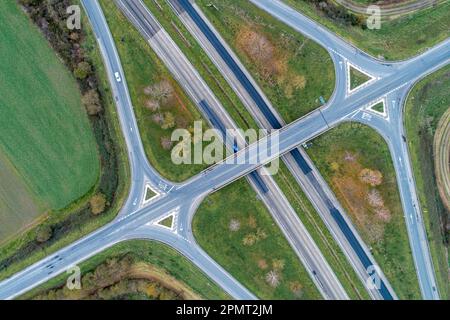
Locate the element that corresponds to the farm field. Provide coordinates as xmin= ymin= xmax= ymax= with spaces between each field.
xmin=404 ymin=64 xmax=450 ymax=299
xmin=306 ymin=122 xmax=421 ymax=299
xmin=0 ymin=1 xmax=100 ymax=241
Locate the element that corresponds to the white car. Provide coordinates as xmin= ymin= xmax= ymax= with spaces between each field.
xmin=114 ymin=72 xmax=121 ymax=82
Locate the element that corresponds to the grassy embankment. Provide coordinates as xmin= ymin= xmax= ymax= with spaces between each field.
xmin=307 ymin=122 xmax=421 ymax=299
xmin=197 ymin=0 xmax=335 ymax=123
xmin=0 ymin=0 xmax=99 ymax=242
xmin=0 ymin=0 xmax=129 ymax=281
xmin=22 ymin=241 xmax=228 ymax=300
xmin=285 ymin=0 xmax=450 ymax=60
xmin=404 ymin=65 xmax=450 ymax=299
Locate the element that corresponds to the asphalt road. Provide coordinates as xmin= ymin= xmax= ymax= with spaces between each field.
xmin=0 ymin=0 xmax=448 ymax=300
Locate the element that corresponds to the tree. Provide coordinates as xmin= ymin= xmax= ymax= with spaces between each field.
xmin=161 ymin=112 xmax=175 ymax=130
xmin=74 ymin=61 xmax=92 ymax=80
xmin=367 ymin=189 xmax=384 ymax=208
xmin=160 ymin=136 xmax=173 ymax=150
xmin=242 ymin=233 xmax=257 ymax=246
xmin=144 ymin=80 xmax=174 ymax=104
xmin=82 ymin=89 xmax=102 ymax=115
xmin=36 ymin=225 xmax=52 ymax=243
xmin=90 ymin=193 xmax=107 ymax=215
xmin=359 ymin=168 xmax=383 ymax=186
xmin=229 ymin=219 xmax=241 ymax=232
xmin=145 ymin=99 xmax=160 ymax=112
xmin=265 ymin=270 xmax=280 ymax=287
xmin=272 ymin=259 xmax=285 ymax=271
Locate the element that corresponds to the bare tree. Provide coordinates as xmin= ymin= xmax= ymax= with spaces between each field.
xmin=265 ymin=270 xmax=280 ymax=288
xmin=229 ymin=219 xmax=241 ymax=232
xmin=144 ymin=80 xmax=174 ymax=104
xmin=367 ymin=189 xmax=384 ymax=208
xmin=359 ymin=168 xmax=383 ymax=186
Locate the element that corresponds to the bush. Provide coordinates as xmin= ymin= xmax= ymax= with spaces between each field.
xmin=36 ymin=225 xmax=52 ymax=243
xmin=90 ymin=193 xmax=107 ymax=215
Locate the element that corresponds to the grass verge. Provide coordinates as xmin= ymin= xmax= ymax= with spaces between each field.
xmin=100 ymin=0 xmax=210 ymax=182
xmin=273 ymin=162 xmax=371 ymax=299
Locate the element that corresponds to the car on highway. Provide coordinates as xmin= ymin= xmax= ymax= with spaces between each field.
xmin=114 ymin=71 xmax=122 ymax=82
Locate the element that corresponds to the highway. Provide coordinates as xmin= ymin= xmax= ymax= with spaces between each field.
xmin=166 ymin=0 xmax=395 ymax=299
xmin=0 ymin=0 xmax=448 ymax=300
xmin=115 ymin=0 xmax=348 ymax=300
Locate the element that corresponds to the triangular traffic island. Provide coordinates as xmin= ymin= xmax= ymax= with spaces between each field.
xmin=371 ymin=101 xmax=385 ymax=114
xmin=144 ymin=184 xmax=158 ymax=202
xmin=152 ymin=211 xmax=177 ymax=232
xmin=347 ymin=62 xmax=377 ymax=94
xmin=366 ymin=98 xmax=389 ymax=119
xmin=157 ymin=215 xmax=173 ymax=229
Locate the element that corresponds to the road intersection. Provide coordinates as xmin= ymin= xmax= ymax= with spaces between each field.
xmin=0 ymin=0 xmax=448 ymax=300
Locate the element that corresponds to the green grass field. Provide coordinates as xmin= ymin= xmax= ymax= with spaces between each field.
xmin=285 ymin=0 xmax=450 ymax=60
xmin=197 ymin=0 xmax=335 ymax=123
xmin=306 ymin=123 xmax=421 ymax=299
xmin=22 ymin=240 xmax=229 ymax=300
xmin=100 ymin=0 xmax=209 ymax=182
xmin=193 ymin=178 xmax=322 ymax=299
xmin=404 ymin=65 xmax=450 ymax=299
xmin=0 ymin=1 xmax=99 ymax=241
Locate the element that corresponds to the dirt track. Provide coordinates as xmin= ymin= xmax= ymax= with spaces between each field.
xmin=434 ymin=106 xmax=450 ymax=212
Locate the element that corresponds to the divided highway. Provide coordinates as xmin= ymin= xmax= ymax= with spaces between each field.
xmin=0 ymin=0 xmax=448 ymax=300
